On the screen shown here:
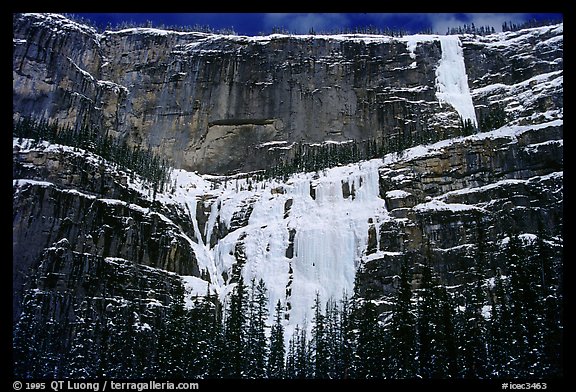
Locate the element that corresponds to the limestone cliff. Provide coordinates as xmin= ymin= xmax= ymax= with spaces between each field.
xmin=16 ymin=13 xmax=564 ymax=174
xmin=12 ymin=13 xmax=563 ymax=378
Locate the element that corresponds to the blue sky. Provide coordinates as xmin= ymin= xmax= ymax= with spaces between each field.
xmin=74 ymin=13 xmax=563 ymax=35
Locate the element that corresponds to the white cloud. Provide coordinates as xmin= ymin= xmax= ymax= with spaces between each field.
xmin=261 ymin=13 xmax=553 ymax=37
xmin=263 ymin=13 xmax=350 ymax=34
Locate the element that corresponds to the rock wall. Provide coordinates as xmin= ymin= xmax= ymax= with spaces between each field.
xmin=358 ymin=123 xmax=563 ymax=301
xmin=12 ymin=13 xmax=502 ymax=174
xmin=12 ymin=144 xmax=200 ymax=321
xmin=12 ymin=14 xmax=563 ymax=363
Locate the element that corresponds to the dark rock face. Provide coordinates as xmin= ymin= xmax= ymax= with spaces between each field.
xmin=13 ymin=13 xmax=463 ymax=175
xmin=464 ymin=25 xmax=563 ymax=127
xmin=14 ymin=240 xmax=185 ymax=378
xmin=13 ymin=181 xmax=199 ymax=319
xmin=12 ymin=144 xmax=201 ymax=322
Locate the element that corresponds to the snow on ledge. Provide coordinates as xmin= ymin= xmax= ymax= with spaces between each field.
xmin=13 ymin=179 xmax=54 ymax=188
xmin=385 ymin=190 xmax=412 ymax=199
xmin=413 ymin=199 xmax=482 ymax=213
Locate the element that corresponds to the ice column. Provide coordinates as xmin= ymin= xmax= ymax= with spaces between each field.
xmin=435 ymin=36 xmax=478 ymax=126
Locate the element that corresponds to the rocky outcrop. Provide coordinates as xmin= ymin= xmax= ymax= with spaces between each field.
xmin=14 ymin=239 xmax=185 ymax=378
xmin=356 ymin=122 xmax=563 ymax=301
xmin=12 ymin=142 xmax=203 ymax=322
xmin=463 ymin=24 xmax=563 ymax=127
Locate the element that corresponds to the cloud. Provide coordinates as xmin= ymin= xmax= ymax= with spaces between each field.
xmin=427 ymin=13 xmax=533 ymax=34
xmin=339 ymin=13 xmax=544 ymax=34
xmin=263 ymin=13 xmax=350 ymax=34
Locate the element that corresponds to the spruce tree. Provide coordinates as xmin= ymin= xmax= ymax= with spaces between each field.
xmin=13 ymin=294 xmax=42 ymax=378
xmin=100 ymin=302 xmax=138 ymax=378
xmin=324 ymin=298 xmax=341 ymax=379
xmin=416 ymin=262 xmax=435 ymax=378
xmin=268 ymin=300 xmax=286 ymax=379
xmin=65 ymin=301 xmax=101 ymax=378
xmin=353 ymin=297 xmax=384 ymax=378
xmin=487 ymin=270 xmax=512 ymax=377
xmin=388 ymin=255 xmax=417 ymax=378
xmin=160 ymin=287 xmax=190 ymax=377
xmin=294 ymin=325 xmax=310 ymax=378
xmin=223 ymin=275 xmax=248 ymax=378
xmin=285 ymin=329 xmax=297 ymax=379
xmin=458 ymin=279 xmax=489 ymax=378
xmin=534 ymin=227 xmax=562 ymax=377
xmin=207 ymin=303 xmax=227 ymax=378
xmin=506 ymin=232 xmax=532 ymax=376
xmin=338 ymin=292 xmax=355 ymax=379
xmin=245 ymin=278 xmax=269 ymax=378
xmin=187 ymin=293 xmax=220 ymax=378
xmin=434 ymin=284 xmax=459 ymax=378
xmin=311 ymin=292 xmax=328 ymax=378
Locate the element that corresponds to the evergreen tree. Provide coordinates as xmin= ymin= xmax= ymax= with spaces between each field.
xmin=506 ymin=232 xmax=533 ymax=376
xmin=100 ymin=301 xmax=139 ymax=378
xmin=207 ymin=305 xmax=227 ymax=378
xmin=13 ymin=294 xmax=42 ymax=378
xmin=187 ymin=291 xmax=221 ymax=378
xmin=324 ymin=298 xmax=341 ymax=379
xmin=434 ymin=284 xmax=459 ymax=378
xmin=311 ymin=292 xmax=328 ymax=378
xmin=487 ymin=270 xmax=513 ymax=377
xmin=458 ymin=233 xmax=490 ymax=378
xmin=245 ymin=278 xmax=269 ymax=378
xmin=416 ymin=262 xmax=435 ymax=378
xmin=338 ymin=292 xmax=355 ymax=379
xmin=223 ymin=275 xmax=248 ymax=377
xmin=534 ymin=226 xmax=562 ymax=377
xmin=388 ymin=255 xmax=417 ymax=378
xmin=294 ymin=324 xmax=311 ymax=378
xmin=353 ymin=296 xmax=384 ymax=378
xmin=285 ymin=329 xmax=297 ymax=379
xmin=458 ymin=279 xmax=489 ymax=378
xmin=65 ymin=301 xmax=102 ymax=378
xmin=131 ymin=311 xmax=159 ymax=378
xmin=268 ymin=300 xmax=286 ymax=379
xmin=156 ymin=288 xmax=189 ymax=378
xmin=36 ymin=315 xmax=67 ymax=378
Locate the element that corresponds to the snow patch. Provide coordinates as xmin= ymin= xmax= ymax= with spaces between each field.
xmin=13 ymin=179 xmax=54 ymax=188
xmin=181 ymin=276 xmax=214 ymax=309
xmin=385 ymin=190 xmax=411 ymax=199
xmin=481 ymin=305 xmax=492 ymax=320
xmin=414 ymin=199 xmax=482 ymax=213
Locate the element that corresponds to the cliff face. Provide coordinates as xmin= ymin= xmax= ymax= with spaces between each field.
xmin=12 ymin=143 xmax=200 ymax=321
xmin=13 ymin=13 xmax=496 ymax=174
xmin=12 ymin=14 xmax=563 ymax=377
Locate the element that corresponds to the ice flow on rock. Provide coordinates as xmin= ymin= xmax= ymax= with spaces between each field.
xmin=435 ymin=36 xmax=478 ymax=126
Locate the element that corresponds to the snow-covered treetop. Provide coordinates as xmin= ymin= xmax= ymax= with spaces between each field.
xmin=19 ymin=13 xmax=99 ymax=37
